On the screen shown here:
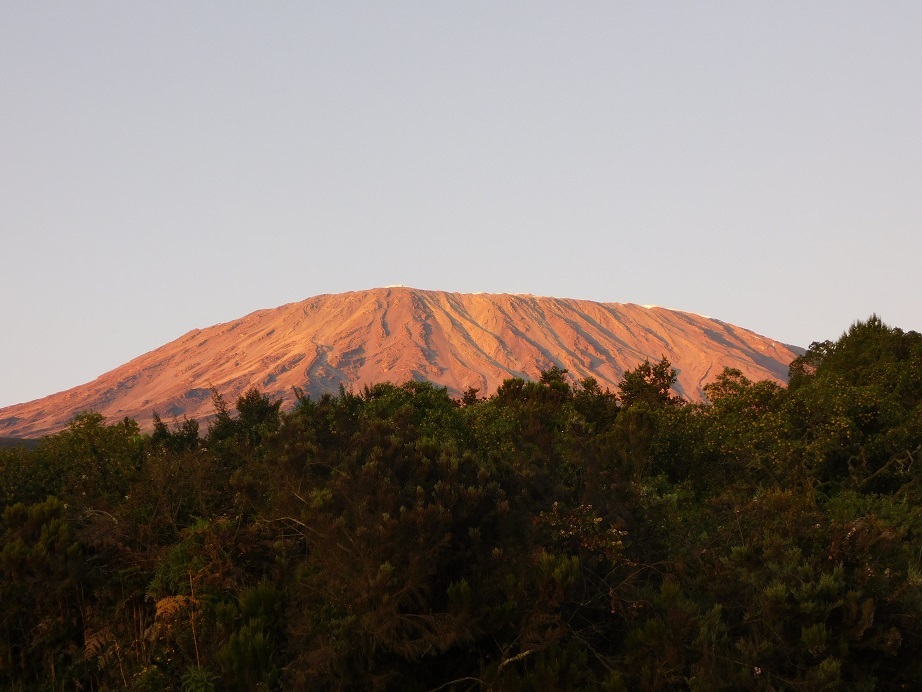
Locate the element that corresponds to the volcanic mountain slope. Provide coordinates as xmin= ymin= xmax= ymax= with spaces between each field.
xmin=0 ymin=287 xmax=803 ymax=437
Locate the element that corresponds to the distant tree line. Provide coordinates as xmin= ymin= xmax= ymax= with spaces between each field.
xmin=0 ymin=438 xmax=39 ymax=450
xmin=1 ymin=316 xmax=921 ymax=690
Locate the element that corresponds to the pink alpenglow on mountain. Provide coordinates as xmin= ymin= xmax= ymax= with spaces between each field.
xmin=0 ymin=287 xmax=802 ymax=437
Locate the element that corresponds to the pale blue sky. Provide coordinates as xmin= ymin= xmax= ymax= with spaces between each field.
xmin=2 ymin=2 xmax=920 ymax=408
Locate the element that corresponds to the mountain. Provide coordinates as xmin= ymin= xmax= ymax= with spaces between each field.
xmin=0 ymin=287 xmax=802 ymax=438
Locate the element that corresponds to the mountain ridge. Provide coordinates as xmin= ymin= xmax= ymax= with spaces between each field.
xmin=0 ymin=287 xmax=803 ymax=438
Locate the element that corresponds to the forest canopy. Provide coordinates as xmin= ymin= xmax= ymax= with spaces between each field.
xmin=2 ymin=316 xmax=922 ymax=690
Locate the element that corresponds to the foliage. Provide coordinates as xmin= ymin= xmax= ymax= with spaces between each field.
xmin=1 ymin=316 xmax=921 ymax=688
xmin=617 ymin=357 xmax=683 ymax=410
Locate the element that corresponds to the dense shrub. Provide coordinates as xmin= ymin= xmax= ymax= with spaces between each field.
xmin=2 ymin=317 xmax=921 ymax=689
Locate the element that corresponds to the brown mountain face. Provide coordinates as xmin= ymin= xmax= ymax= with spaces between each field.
xmin=0 ymin=287 xmax=802 ymax=438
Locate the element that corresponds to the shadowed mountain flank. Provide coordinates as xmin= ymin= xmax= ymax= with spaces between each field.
xmin=0 ymin=287 xmax=802 ymax=437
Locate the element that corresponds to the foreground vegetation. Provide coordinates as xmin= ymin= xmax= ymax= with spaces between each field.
xmin=2 ymin=316 xmax=921 ymax=690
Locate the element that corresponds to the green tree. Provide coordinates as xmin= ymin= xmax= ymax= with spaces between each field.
xmin=0 ymin=498 xmax=86 ymax=689
xmin=618 ymin=357 xmax=683 ymax=410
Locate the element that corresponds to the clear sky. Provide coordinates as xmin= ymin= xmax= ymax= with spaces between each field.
xmin=1 ymin=2 xmax=920 ymax=409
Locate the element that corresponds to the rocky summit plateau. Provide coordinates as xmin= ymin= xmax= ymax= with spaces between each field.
xmin=0 ymin=287 xmax=802 ymax=438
